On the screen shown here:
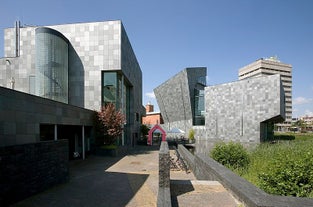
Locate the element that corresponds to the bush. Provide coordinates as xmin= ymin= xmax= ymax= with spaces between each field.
xmin=188 ymin=129 xmax=195 ymax=140
xmin=210 ymin=141 xmax=250 ymax=172
xmin=258 ymin=142 xmax=313 ymax=197
xmin=274 ymin=134 xmax=295 ymax=141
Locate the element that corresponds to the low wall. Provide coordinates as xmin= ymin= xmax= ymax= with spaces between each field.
xmin=177 ymin=144 xmax=313 ymax=207
xmin=157 ymin=141 xmax=172 ymax=207
xmin=0 ymin=140 xmax=69 ymax=206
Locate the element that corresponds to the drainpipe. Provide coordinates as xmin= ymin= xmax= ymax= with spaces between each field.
xmin=82 ymin=125 xmax=85 ymax=160
xmin=54 ymin=125 xmax=57 ymax=141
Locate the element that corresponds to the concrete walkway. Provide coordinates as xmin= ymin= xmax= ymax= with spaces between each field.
xmin=13 ymin=146 xmax=241 ymax=207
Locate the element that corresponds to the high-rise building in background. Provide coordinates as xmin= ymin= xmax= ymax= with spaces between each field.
xmin=238 ymin=57 xmax=292 ymax=130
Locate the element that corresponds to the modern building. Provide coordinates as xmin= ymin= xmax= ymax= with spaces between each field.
xmin=0 ymin=86 xmax=94 ymax=159
xmin=204 ymin=74 xmax=285 ymax=144
xmin=238 ymin=57 xmax=292 ymax=130
xmin=154 ymin=67 xmax=285 ymax=152
xmin=295 ymin=116 xmax=313 ymax=132
xmin=0 ymin=20 xmax=144 ymax=149
xmin=142 ymin=102 xmax=164 ymax=126
xmin=154 ymin=67 xmax=207 ymax=133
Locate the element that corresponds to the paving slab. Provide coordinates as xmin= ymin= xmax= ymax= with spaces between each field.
xmin=169 ymin=150 xmax=242 ymax=207
xmin=171 ymin=180 xmax=241 ymax=207
xmin=11 ymin=146 xmax=242 ymax=207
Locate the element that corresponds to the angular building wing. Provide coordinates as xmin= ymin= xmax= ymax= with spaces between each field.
xmin=154 ymin=67 xmax=285 ymax=153
xmin=238 ymin=58 xmax=292 ymax=130
xmin=154 ymin=67 xmax=206 ymax=132
xmin=205 ymin=74 xmax=285 ymax=143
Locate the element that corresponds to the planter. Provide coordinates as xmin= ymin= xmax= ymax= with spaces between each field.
xmin=188 ymin=139 xmax=195 ymax=144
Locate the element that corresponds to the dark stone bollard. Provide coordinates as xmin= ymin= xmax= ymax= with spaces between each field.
xmin=157 ymin=141 xmax=172 ymax=207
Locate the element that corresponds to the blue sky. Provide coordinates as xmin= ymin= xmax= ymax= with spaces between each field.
xmin=1 ymin=0 xmax=312 ymax=117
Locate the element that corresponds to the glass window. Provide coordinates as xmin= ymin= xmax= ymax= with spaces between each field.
xmin=35 ymin=27 xmax=69 ymax=103
xmin=102 ymin=72 xmax=117 ymax=106
xmin=193 ymin=89 xmax=205 ymax=125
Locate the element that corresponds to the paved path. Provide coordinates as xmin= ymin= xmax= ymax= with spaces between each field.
xmin=169 ymin=150 xmax=241 ymax=207
xmin=13 ymin=146 xmax=241 ymax=207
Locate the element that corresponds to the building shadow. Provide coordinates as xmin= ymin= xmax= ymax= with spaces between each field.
xmin=170 ymin=180 xmax=195 ymax=207
xmin=12 ymin=146 xmax=159 ymax=207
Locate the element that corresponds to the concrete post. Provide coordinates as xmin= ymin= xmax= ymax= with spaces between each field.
xmin=54 ymin=125 xmax=57 ymax=141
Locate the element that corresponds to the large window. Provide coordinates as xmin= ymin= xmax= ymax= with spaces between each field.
xmin=102 ymin=71 xmax=131 ymax=146
xmin=193 ymin=89 xmax=205 ymax=125
xmin=101 ymin=71 xmax=130 ymax=111
xmin=35 ymin=27 xmax=69 ymax=103
xmin=102 ymin=72 xmax=118 ymax=106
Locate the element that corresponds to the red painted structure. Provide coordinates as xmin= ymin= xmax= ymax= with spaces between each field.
xmin=147 ymin=124 xmax=166 ymax=145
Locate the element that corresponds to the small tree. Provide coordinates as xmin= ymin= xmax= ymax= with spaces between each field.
xmin=140 ymin=124 xmax=150 ymax=138
xmin=96 ymin=103 xmax=126 ymax=145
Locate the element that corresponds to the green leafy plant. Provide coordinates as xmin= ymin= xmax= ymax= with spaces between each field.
xmin=210 ymin=141 xmax=250 ymax=172
xmin=140 ymin=124 xmax=150 ymax=137
xmin=188 ymin=129 xmax=195 ymax=140
xmin=239 ymin=134 xmax=313 ymax=198
xmin=257 ymin=143 xmax=313 ymax=197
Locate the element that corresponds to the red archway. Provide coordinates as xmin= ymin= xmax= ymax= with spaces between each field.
xmin=148 ymin=124 xmax=166 ymax=145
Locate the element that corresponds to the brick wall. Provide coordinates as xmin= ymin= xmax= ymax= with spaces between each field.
xmin=0 ymin=140 xmax=69 ymax=206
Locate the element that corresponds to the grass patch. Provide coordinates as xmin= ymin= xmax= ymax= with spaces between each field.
xmin=242 ymin=133 xmax=313 ymax=197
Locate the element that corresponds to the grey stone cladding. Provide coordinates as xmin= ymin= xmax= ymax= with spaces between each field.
xmin=0 ymin=87 xmax=94 ymax=147
xmin=154 ymin=67 xmax=206 ymax=133
xmin=0 ymin=20 xmax=142 ymax=112
xmin=204 ymin=74 xmax=285 ymax=144
xmin=0 ymin=20 xmax=143 ymax=146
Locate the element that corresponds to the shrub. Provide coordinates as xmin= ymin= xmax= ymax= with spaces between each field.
xmin=96 ymin=103 xmax=126 ymax=145
xmin=188 ymin=129 xmax=195 ymax=140
xmin=210 ymin=141 xmax=250 ymax=172
xmin=274 ymin=134 xmax=295 ymax=141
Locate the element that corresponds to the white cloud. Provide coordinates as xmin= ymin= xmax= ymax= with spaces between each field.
xmin=304 ymin=110 xmax=313 ymax=117
xmin=293 ymin=96 xmax=312 ymax=105
xmin=145 ymin=92 xmax=155 ymax=99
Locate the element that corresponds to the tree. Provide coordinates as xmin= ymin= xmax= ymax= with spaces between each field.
xmin=292 ymin=119 xmax=307 ymax=133
xmin=140 ymin=124 xmax=150 ymax=137
xmin=96 ymin=103 xmax=126 ymax=145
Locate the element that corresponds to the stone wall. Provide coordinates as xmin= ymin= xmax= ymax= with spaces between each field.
xmin=0 ymin=86 xmax=94 ymax=147
xmin=205 ymin=74 xmax=285 ymax=144
xmin=154 ymin=67 xmax=206 ymax=133
xmin=0 ymin=140 xmax=69 ymax=206
xmin=157 ymin=141 xmax=172 ymax=207
xmin=177 ymin=145 xmax=313 ymax=207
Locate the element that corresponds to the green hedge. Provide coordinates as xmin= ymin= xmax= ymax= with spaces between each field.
xmin=210 ymin=141 xmax=250 ymax=173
